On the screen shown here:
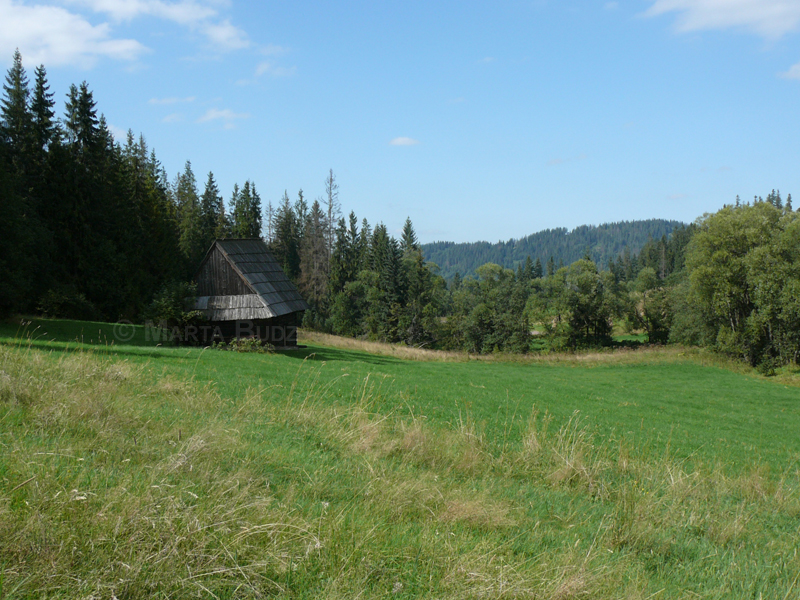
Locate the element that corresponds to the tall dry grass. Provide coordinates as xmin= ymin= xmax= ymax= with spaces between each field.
xmin=2 ymin=343 xmax=800 ymax=597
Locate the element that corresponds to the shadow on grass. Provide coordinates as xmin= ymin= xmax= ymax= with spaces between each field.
xmin=0 ymin=337 xmax=202 ymax=363
xmin=0 ymin=331 xmax=401 ymax=367
xmin=279 ymin=346 xmax=401 ymax=366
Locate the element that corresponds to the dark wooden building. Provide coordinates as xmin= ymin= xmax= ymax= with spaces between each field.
xmin=194 ymin=239 xmax=309 ymax=346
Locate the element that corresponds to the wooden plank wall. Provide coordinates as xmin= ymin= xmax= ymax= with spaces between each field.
xmin=196 ymin=247 xmax=251 ymax=296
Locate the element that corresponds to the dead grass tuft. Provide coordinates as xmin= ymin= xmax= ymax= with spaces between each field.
xmin=439 ymin=497 xmax=516 ymax=529
xmin=299 ymin=330 xmax=470 ymax=362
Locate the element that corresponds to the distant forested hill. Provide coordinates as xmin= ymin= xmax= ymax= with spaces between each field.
xmin=422 ymin=219 xmax=685 ymax=279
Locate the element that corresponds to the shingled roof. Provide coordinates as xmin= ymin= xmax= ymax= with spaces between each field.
xmin=194 ymin=239 xmax=309 ymax=321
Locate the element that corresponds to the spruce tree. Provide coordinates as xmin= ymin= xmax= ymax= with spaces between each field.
xmin=328 ymin=217 xmax=350 ymax=296
xmin=64 ymin=82 xmax=99 ymax=153
xmin=200 ymin=171 xmax=223 ymax=247
xmin=324 ymin=169 xmax=340 ymax=260
xmin=400 ymin=217 xmax=419 ymax=253
xmin=533 ymin=257 xmax=543 ymax=279
xmin=228 ymin=184 xmax=241 ymax=235
xmin=271 ymin=191 xmax=301 ymax=280
xmin=294 ymin=189 xmax=307 ymax=241
xmin=1 ymin=50 xmax=31 ymax=150
xmin=299 ymin=199 xmax=329 ymax=310
xmin=30 ymin=64 xmax=57 ymax=155
xmin=175 ymin=161 xmax=204 ymax=271
xmin=265 ymin=200 xmax=275 ymax=242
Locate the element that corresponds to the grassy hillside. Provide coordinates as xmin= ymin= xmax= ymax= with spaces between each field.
xmin=1 ymin=318 xmax=800 ymax=598
xmin=422 ymin=219 xmax=684 ymax=279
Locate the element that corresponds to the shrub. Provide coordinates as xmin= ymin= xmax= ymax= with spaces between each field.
xmin=37 ymin=287 xmax=97 ymax=320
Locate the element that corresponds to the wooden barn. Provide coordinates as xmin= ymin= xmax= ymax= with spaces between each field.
xmin=193 ymin=239 xmax=309 ymax=346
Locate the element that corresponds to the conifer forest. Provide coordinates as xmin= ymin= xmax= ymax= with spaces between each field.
xmin=2 ymin=51 xmax=800 ymax=371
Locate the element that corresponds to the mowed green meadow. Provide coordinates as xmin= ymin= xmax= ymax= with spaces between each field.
xmin=1 ymin=317 xmax=800 ymax=598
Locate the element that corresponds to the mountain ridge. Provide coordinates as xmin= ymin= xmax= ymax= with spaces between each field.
xmin=421 ymin=219 xmax=686 ymax=279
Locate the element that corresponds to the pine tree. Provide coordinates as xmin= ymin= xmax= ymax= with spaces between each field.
xmin=248 ymin=181 xmax=263 ymax=238
xmin=533 ymin=257 xmax=543 ymax=279
xmin=200 ymin=171 xmax=223 ymax=247
xmin=228 ymin=184 xmax=241 ymax=235
xmin=328 ymin=217 xmax=350 ymax=296
xmin=324 ymin=169 xmax=340 ymax=261
xmin=400 ymin=217 xmax=419 ymax=253
xmin=521 ymin=256 xmax=534 ymax=281
xmin=175 ymin=161 xmax=204 ymax=271
xmin=271 ymin=191 xmax=301 ymax=280
xmin=64 ymin=82 xmax=99 ymax=154
xmin=30 ymin=64 xmax=57 ymax=155
xmin=230 ymin=181 xmax=262 ymax=238
xmin=265 ymin=200 xmax=275 ymax=243
xmin=294 ymin=189 xmax=308 ymax=242
xmin=1 ymin=50 xmax=31 ymax=151
xmin=299 ymin=200 xmax=329 ymax=310
xmin=359 ymin=218 xmax=371 ymax=264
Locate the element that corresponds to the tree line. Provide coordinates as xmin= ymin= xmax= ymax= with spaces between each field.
xmin=422 ymin=219 xmax=684 ymax=280
xmin=2 ymin=51 xmax=799 ymax=371
xmin=1 ymin=50 xmax=267 ymax=319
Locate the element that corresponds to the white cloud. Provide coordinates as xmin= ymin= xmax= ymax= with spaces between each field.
xmin=197 ymin=107 xmax=249 ymax=129
xmin=255 ymin=61 xmax=296 ymax=77
xmin=645 ymin=0 xmax=800 ymax=38
xmin=261 ymin=43 xmax=288 ymax=56
xmin=66 ymin=0 xmax=216 ymax=25
xmin=390 ymin=137 xmax=419 ymax=146
xmin=604 ymin=2 xmax=619 ymax=10
xmin=107 ymin=122 xmax=128 ymax=141
xmin=162 ymin=112 xmax=183 ymax=122
xmin=148 ymin=95 xmax=195 ymax=104
xmin=68 ymin=0 xmax=249 ymax=51
xmin=477 ymin=56 xmax=494 ymax=64
xmin=0 ymin=0 xmax=146 ymax=67
xmin=779 ymin=61 xmax=800 ymax=79
xmin=201 ymin=19 xmax=249 ymax=50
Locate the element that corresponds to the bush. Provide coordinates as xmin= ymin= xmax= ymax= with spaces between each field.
xmin=37 ymin=287 xmax=97 ymax=320
xmin=211 ymin=338 xmax=274 ymax=353
xmin=143 ymin=282 xmax=204 ymax=344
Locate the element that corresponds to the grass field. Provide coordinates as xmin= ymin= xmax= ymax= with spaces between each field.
xmin=1 ymin=317 xmax=800 ymax=598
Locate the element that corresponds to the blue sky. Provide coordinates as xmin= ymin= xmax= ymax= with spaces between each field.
xmin=2 ymin=0 xmax=799 ymax=243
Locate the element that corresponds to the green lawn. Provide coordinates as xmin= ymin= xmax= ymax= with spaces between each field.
xmin=1 ymin=317 xmax=799 ymax=598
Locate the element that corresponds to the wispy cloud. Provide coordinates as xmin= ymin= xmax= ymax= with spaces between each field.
xmin=107 ymin=123 xmax=128 ymax=141
xmin=547 ymin=153 xmax=587 ymax=166
xmin=0 ymin=0 xmax=146 ymax=67
xmin=390 ymin=137 xmax=419 ymax=146
xmin=65 ymin=0 xmax=216 ymax=24
xmin=162 ymin=113 xmax=183 ymax=122
xmin=779 ymin=61 xmax=800 ymax=79
xmin=255 ymin=61 xmax=296 ymax=77
xmin=148 ymin=95 xmax=196 ymax=104
xmin=201 ymin=19 xmax=249 ymax=51
xmin=197 ymin=107 xmax=250 ymax=129
xmin=67 ymin=0 xmax=250 ymax=51
xmin=644 ymin=0 xmax=800 ymax=38
xmin=261 ymin=43 xmax=288 ymax=56
xmin=604 ymin=2 xmax=619 ymax=10
xmin=477 ymin=56 xmax=495 ymax=64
